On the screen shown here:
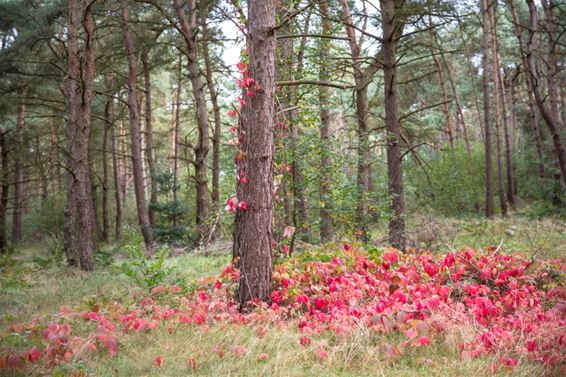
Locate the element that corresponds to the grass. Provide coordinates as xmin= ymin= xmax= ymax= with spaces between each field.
xmin=372 ymin=213 xmax=565 ymax=259
xmin=1 ymin=213 xmax=564 ymax=376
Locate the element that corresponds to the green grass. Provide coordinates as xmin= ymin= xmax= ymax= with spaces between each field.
xmin=1 ymin=214 xmax=564 ymax=376
xmin=371 ymin=214 xmax=565 ymax=258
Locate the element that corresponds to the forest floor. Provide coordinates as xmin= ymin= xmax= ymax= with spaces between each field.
xmin=0 ymin=214 xmax=565 ymax=376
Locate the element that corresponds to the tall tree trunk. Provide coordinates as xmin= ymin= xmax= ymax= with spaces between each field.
xmin=318 ymin=0 xmax=333 ymax=242
xmin=234 ymin=0 xmax=276 ymax=307
xmin=428 ymin=17 xmax=454 ymax=149
xmin=0 ymin=131 xmax=9 ymax=252
xmin=507 ymin=0 xmax=545 ymax=181
xmin=500 ymin=71 xmax=516 ymax=208
xmin=481 ymin=0 xmax=495 ymax=218
xmin=200 ymin=9 xmax=222 ymax=215
xmin=458 ymin=25 xmax=484 ymax=141
xmin=141 ymin=52 xmax=158 ymax=228
xmin=291 ymin=12 xmax=311 ymax=242
xmin=49 ymin=119 xmax=62 ymax=193
xmin=110 ymin=112 xmax=123 ymax=240
xmin=172 ymin=57 xmax=182 ymax=212
xmin=491 ymin=3 xmax=515 ymax=208
xmin=381 ymin=0 xmax=406 ymax=249
xmin=89 ymin=148 xmax=101 ymax=242
xmin=12 ymin=92 xmax=25 ymax=243
xmin=442 ymin=55 xmax=472 ymax=156
xmin=524 ymin=0 xmax=566 ymax=186
xmin=120 ymin=0 xmax=155 ymax=251
xmin=541 ymin=0 xmax=562 ymax=130
xmin=102 ymin=78 xmax=116 ymax=243
xmin=174 ymin=0 xmax=211 ymax=243
xmin=64 ymin=0 xmax=96 ymax=270
xmin=34 ymin=135 xmax=48 ymax=205
xmin=488 ymin=3 xmax=508 ymax=216
xmin=339 ymin=0 xmax=370 ymax=242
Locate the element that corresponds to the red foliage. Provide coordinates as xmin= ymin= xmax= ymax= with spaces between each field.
xmin=1 ymin=245 xmax=564 ymax=374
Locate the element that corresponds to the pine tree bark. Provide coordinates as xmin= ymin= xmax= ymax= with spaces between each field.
xmin=64 ymin=0 xmax=96 ymax=270
xmin=12 ymin=91 xmax=25 ymax=243
xmin=141 ymin=52 xmax=158 ymax=228
xmin=488 ymin=3 xmax=508 ymax=216
xmin=174 ymin=0 xmax=211 ymax=243
xmin=34 ymin=135 xmax=48 ymax=205
xmin=200 ymin=9 xmax=222 ymax=216
xmin=234 ymin=0 xmax=276 ymax=307
xmin=318 ymin=0 xmax=333 ymax=242
xmin=102 ymin=78 xmax=115 ymax=243
xmin=481 ymin=0 xmax=495 ymax=218
xmin=120 ymin=0 xmax=155 ymax=251
xmin=172 ymin=59 xmax=182 ymax=210
xmin=110 ymin=111 xmax=123 ymax=240
xmin=0 ymin=131 xmax=9 ymax=253
xmin=381 ymin=0 xmax=406 ymax=249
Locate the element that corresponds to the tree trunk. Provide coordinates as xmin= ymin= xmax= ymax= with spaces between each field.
xmin=120 ymin=0 xmax=155 ymax=251
xmin=442 ymin=55 xmax=472 ymax=156
xmin=89 ymin=147 xmax=101 ymax=242
xmin=525 ymin=0 xmax=566 ymax=186
xmin=488 ymin=3 xmax=508 ymax=216
xmin=102 ymin=77 xmax=115 ymax=243
xmin=541 ymin=0 xmax=562 ymax=130
xmin=0 ymin=131 xmax=9 ymax=252
xmin=481 ymin=0 xmax=494 ymax=218
xmin=64 ymin=0 xmax=96 ymax=270
xmin=110 ymin=112 xmax=123 ymax=241
xmin=49 ymin=119 xmax=62 ymax=193
xmin=507 ymin=0 xmax=545 ymax=182
xmin=173 ymin=66 xmax=182 ymax=214
xmin=381 ymin=0 xmax=406 ymax=249
xmin=318 ymin=0 xmax=333 ymax=242
xmin=458 ymin=25 xmax=484 ymax=142
xmin=174 ymin=0 xmax=211 ymax=243
xmin=141 ymin=52 xmax=158 ymax=228
xmin=428 ymin=17 xmax=454 ymax=149
xmin=12 ymin=93 xmax=25 ymax=243
xmin=200 ymin=9 xmax=222 ymax=216
xmin=339 ymin=0 xmax=370 ymax=242
xmin=291 ymin=13 xmax=311 ymax=242
xmin=234 ymin=0 xmax=276 ymax=307
xmin=34 ymin=135 xmax=48 ymax=205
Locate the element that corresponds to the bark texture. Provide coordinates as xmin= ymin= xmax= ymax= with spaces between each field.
xmin=120 ymin=0 xmax=155 ymax=251
xmin=174 ymin=0 xmax=211 ymax=243
xmin=318 ymin=0 xmax=333 ymax=242
xmin=63 ymin=0 xmax=96 ymax=270
xmin=234 ymin=0 xmax=276 ymax=307
xmin=481 ymin=0 xmax=495 ymax=218
xmin=0 ymin=131 xmax=9 ymax=252
xmin=141 ymin=52 xmax=158 ymax=228
xmin=12 ymin=91 xmax=25 ymax=243
xmin=381 ymin=0 xmax=406 ymax=249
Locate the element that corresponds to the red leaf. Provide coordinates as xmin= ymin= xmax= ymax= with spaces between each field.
xmin=187 ymin=356 xmax=197 ymax=371
xmin=154 ymin=355 xmax=163 ymax=368
xmin=27 ymin=347 xmax=42 ymax=362
xmin=300 ymin=336 xmax=311 ymax=347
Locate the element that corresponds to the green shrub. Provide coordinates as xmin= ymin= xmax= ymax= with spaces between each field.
xmin=116 ymin=243 xmax=173 ymax=290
